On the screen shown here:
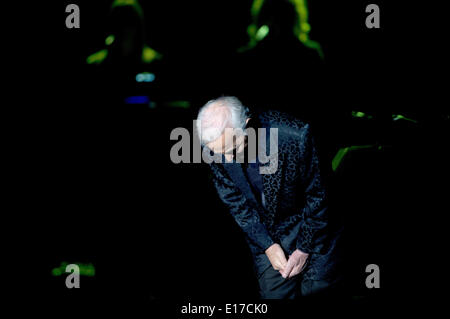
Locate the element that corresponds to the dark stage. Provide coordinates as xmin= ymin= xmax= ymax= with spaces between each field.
xmin=18 ymin=0 xmax=448 ymax=316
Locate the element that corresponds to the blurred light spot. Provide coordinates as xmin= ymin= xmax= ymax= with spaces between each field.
xmin=251 ymin=0 xmax=264 ymax=18
xmin=167 ymin=100 xmax=190 ymax=109
xmin=52 ymin=268 xmax=63 ymax=276
xmin=392 ymin=114 xmax=417 ymax=123
xmin=351 ymin=111 xmax=373 ymax=119
xmin=352 ymin=111 xmax=366 ymax=118
xmin=86 ymin=49 xmax=108 ymax=64
xmin=332 ymin=145 xmax=376 ymax=172
xmin=105 ymin=34 xmax=115 ymax=46
xmin=136 ymin=72 xmax=155 ymax=82
xmin=142 ymin=46 xmax=160 ymax=63
xmin=255 ymin=25 xmax=269 ymax=41
xmin=51 ymin=262 xmax=95 ymax=277
xmin=125 ymin=96 xmax=150 ymax=104
xmin=113 ymin=0 xmax=137 ymax=8
xmin=332 ymin=147 xmax=349 ymax=172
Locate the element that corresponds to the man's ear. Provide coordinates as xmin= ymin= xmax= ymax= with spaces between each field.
xmin=246 ymin=118 xmax=251 ymax=124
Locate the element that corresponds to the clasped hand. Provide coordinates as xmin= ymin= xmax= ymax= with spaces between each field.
xmin=265 ymin=243 xmax=309 ymax=279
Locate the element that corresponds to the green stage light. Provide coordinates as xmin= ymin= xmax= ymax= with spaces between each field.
xmin=86 ymin=49 xmax=108 ymax=65
xmin=255 ymin=25 xmax=269 ymax=41
xmin=105 ymin=34 xmax=115 ymax=46
xmin=51 ymin=262 xmax=96 ymax=277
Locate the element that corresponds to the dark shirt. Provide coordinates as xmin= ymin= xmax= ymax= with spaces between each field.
xmin=241 ymin=116 xmax=266 ymax=208
xmin=243 ymin=159 xmax=265 ymax=208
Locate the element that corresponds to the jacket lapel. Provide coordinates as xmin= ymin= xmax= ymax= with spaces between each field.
xmin=258 ymin=115 xmax=281 ymax=215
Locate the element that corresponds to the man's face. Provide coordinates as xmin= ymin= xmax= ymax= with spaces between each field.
xmin=206 ymin=129 xmax=247 ymax=157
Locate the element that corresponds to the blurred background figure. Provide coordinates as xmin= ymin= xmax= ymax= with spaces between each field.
xmin=86 ymin=0 xmax=162 ymax=67
xmin=241 ymin=0 xmax=322 ymax=57
xmin=230 ymin=0 xmax=325 ymax=119
xmin=86 ymin=0 xmax=163 ymax=112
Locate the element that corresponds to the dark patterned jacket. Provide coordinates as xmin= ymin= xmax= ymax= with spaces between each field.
xmin=210 ymin=110 xmax=336 ymax=276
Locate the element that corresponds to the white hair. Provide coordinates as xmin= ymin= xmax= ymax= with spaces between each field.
xmin=196 ymin=96 xmax=249 ymax=145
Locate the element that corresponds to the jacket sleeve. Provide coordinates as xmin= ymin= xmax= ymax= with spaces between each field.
xmin=296 ymin=124 xmax=329 ymax=255
xmin=210 ymin=163 xmax=275 ymax=255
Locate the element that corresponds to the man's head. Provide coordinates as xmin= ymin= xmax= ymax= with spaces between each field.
xmin=196 ymin=96 xmax=250 ymax=157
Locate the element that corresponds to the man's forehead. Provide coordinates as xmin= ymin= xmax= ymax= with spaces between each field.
xmin=202 ymin=104 xmax=230 ymax=124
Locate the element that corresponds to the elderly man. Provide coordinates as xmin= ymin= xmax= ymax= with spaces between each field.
xmin=196 ymin=96 xmax=341 ymax=299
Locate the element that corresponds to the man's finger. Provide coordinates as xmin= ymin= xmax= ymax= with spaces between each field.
xmin=281 ymin=258 xmax=295 ymax=278
xmin=288 ymin=256 xmax=308 ymax=278
xmin=287 ymin=264 xmax=302 ymax=278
